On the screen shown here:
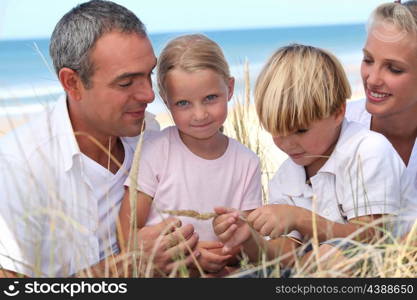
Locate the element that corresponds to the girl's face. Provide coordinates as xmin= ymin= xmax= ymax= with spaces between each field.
xmin=272 ymin=107 xmax=345 ymax=177
xmin=164 ymin=68 xmax=234 ymax=145
xmin=361 ymin=22 xmax=417 ymax=118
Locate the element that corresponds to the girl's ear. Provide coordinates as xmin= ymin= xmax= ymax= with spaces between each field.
xmin=227 ymin=77 xmax=235 ymax=101
xmin=59 ymin=67 xmax=84 ymax=101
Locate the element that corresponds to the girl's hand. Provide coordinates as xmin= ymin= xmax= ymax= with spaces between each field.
xmin=195 ymin=241 xmax=232 ymax=273
xmin=247 ymin=204 xmax=298 ymax=238
xmin=213 ymin=207 xmax=251 ymax=253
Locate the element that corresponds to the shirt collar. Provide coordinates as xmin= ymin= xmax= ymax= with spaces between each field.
xmin=279 ymin=160 xmax=311 ymax=197
xmin=279 ymin=119 xmax=353 ymax=197
xmin=50 ymin=95 xmax=81 ymax=172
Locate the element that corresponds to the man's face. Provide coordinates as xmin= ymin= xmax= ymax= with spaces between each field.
xmin=74 ymin=31 xmax=157 ymax=138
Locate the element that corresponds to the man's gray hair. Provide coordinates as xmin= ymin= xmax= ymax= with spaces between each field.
xmin=49 ymin=0 xmax=147 ymax=88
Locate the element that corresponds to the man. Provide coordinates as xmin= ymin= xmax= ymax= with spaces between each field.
xmin=0 ymin=0 xmax=199 ymax=277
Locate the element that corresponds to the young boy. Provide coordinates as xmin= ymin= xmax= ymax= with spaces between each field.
xmin=213 ymin=44 xmax=408 ymax=267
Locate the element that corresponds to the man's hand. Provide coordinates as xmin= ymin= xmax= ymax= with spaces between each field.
xmin=135 ymin=217 xmax=200 ymax=275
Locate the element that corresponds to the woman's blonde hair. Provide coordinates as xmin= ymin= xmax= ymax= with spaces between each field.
xmin=157 ymin=34 xmax=231 ymax=99
xmin=369 ymin=1 xmax=417 ymax=36
xmin=254 ymin=44 xmax=351 ymax=136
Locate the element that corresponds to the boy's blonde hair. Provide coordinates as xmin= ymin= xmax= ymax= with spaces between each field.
xmin=369 ymin=1 xmax=417 ymax=36
xmin=254 ymin=44 xmax=351 ymax=136
xmin=157 ymin=34 xmax=231 ymax=99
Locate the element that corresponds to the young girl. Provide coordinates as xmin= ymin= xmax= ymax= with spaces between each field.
xmin=213 ymin=44 xmax=408 ymax=266
xmin=346 ymin=0 xmax=417 ymax=237
xmin=119 ymin=34 xmax=262 ymax=276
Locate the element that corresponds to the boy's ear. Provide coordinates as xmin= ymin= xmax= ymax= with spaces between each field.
xmin=334 ymin=103 xmax=346 ymax=124
xmin=227 ymin=77 xmax=235 ymax=101
xmin=58 ymin=67 xmax=83 ymax=101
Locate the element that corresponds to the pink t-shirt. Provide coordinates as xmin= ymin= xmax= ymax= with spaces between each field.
xmin=125 ymin=126 xmax=262 ymax=241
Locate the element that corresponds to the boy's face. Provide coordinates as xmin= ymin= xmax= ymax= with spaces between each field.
xmin=272 ymin=107 xmax=345 ymax=177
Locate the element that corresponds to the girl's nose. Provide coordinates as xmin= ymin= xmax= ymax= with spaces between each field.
xmin=193 ymin=106 xmax=208 ymax=121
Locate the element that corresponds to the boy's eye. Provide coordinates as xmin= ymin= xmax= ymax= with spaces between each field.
xmin=296 ymin=128 xmax=308 ymax=134
xmin=175 ymin=100 xmax=189 ymax=107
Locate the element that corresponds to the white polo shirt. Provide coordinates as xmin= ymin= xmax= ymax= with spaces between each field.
xmin=269 ymin=119 xmax=407 ymax=241
xmin=346 ymin=98 xmax=417 ymax=236
xmin=0 ymin=95 xmax=159 ymax=277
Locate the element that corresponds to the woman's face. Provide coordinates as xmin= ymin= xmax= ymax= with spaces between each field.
xmin=361 ymin=21 xmax=417 ymax=118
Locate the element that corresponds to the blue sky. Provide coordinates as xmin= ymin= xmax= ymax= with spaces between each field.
xmin=0 ymin=0 xmax=388 ymax=40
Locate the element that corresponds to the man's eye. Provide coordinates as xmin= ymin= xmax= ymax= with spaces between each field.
xmin=118 ymin=81 xmax=133 ymax=87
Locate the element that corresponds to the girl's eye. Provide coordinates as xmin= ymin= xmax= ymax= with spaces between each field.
xmin=175 ymin=100 xmax=189 ymax=107
xmin=206 ymin=95 xmax=218 ymax=101
xmin=296 ymin=128 xmax=308 ymax=134
xmin=118 ymin=81 xmax=133 ymax=87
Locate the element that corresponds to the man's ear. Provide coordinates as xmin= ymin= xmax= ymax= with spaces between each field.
xmin=227 ymin=77 xmax=235 ymax=101
xmin=58 ymin=67 xmax=83 ymax=101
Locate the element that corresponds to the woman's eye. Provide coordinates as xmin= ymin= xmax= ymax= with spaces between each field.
xmin=388 ymin=65 xmax=403 ymax=74
xmin=362 ymin=57 xmax=373 ymax=64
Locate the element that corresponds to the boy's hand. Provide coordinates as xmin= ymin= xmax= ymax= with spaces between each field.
xmin=213 ymin=207 xmax=251 ymax=253
xmin=247 ymin=204 xmax=297 ymax=238
xmin=195 ymin=241 xmax=232 ymax=273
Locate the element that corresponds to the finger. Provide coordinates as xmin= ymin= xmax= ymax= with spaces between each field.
xmin=252 ymin=214 xmax=268 ymax=232
xmin=201 ymin=249 xmax=232 ymax=264
xmin=259 ymin=222 xmax=273 ymax=236
xmin=213 ymin=216 xmax=237 ymax=235
xmin=167 ymin=232 xmax=199 ymax=258
xmin=198 ymin=240 xmax=224 ymax=250
xmin=217 ymin=223 xmax=238 ymax=243
xmin=159 ymin=217 xmax=182 ymax=234
xmin=214 ymin=206 xmax=236 ymax=215
xmin=177 ymin=223 xmax=195 ymax=240
xmin=162 ymin=225 xmax=195 ymax=251
xmin=247 ymin=208 xmax=262 ymax=224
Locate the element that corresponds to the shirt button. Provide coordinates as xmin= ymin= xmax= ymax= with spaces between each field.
xmin=323 ymin=209 xmax=330 ymax=216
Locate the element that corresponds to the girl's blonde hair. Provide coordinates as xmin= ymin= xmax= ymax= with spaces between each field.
xmin=254 ymin=44 xmax=351 ymax=136
xmin=157 ymin=34 xmax=231 ymax=99
xmin=369 ymin=1 xmax=417 ymax=35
